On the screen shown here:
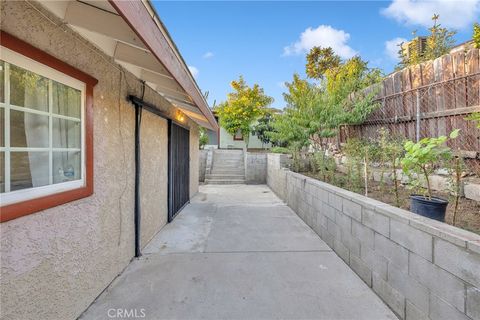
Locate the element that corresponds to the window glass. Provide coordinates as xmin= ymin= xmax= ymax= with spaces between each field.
xmin=10 ymin=110 xmax=49 ymax=148
xmin=10 ymin=64 xmax=49 ymax=111
xmin=234 ymin=129 xmax=243 ymax=140
xmin=53 ymin=118 xmax=81 ymax=149
xmin=11 ymin=151 xmax=49 ymax=191
xmin=1 ymin=56 xmax=84 ymax=198
xmin=0 ymin=61 xmax=4 ymax=103
xmin=53 ymin=151 xmax=81 ymax=184
xmin=52 ymin=81 xmax=81 ymax=118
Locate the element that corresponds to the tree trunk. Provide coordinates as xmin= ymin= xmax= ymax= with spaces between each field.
xmin=422 ymin=166 xmax=432 ymax=200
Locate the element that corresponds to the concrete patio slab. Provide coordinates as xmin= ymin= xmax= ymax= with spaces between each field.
xmin=204 ymin=205 xmax=330 ymax=252
xmin=80 ymin=185 xmax=398 ymax=320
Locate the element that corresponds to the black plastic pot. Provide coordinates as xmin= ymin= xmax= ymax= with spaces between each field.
xmin=410 ymin=194 xmax=448 ymax=222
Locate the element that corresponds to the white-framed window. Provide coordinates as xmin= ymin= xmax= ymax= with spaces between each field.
xmin=0 ymin=47 xmax=86 ymax=206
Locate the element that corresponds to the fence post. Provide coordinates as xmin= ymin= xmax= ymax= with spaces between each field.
xmin=416 ymin=90 xmax=421 ymax=142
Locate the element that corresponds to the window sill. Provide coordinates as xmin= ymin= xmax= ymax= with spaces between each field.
xmin=1 ymin=185 xmax=93 ymax=222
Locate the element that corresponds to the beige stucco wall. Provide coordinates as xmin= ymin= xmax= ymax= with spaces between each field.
xmin=140 ymin=112 xmax=168 ymax=247
xmin=0 ymin=1 xmax=200 ymax=319
xmin=190 ymin=126 xmax=200 ymax=197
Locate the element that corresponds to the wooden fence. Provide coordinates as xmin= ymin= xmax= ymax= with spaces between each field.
xmin=341 ymin=47 xmax=480 ymax=171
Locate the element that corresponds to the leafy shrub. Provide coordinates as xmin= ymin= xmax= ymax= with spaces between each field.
xmin=465 ymin=112 xmax=480 ymax=128
xmin=314 ymin=152 xmax=337 ymax=183
xmin=270 ymin=146 xmax=290 ymax=154
xmin=199 ymin=127 xmax=209 ymax=149
xmin=400 ymin=129 xmax=459 ymax=199
xmin=343 ymin=138 xmax=365 ymax=192
xmin=377 ymin=128 xmax=404 ymax=206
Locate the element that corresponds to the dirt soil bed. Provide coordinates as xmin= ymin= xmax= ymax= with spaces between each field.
xmin=302 ymin=171 xmax=480 ymax=235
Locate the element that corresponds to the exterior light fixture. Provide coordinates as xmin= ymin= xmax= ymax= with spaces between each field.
xmin=176 ymin=110 xmax=185 ymax=123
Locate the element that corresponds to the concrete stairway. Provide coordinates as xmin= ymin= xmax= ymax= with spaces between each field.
xmin=205 ymin=149 xmax=245 ymax=184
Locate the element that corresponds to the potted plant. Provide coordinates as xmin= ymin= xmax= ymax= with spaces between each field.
xmin=400 ymin=129 xmax=459 ymax=221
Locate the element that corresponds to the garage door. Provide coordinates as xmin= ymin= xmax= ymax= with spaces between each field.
xmin=168 ymin=121 xmax=190 ymax=222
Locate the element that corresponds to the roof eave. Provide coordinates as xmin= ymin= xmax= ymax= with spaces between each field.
xmin=108 ymin=0 xmax=218 ymax=130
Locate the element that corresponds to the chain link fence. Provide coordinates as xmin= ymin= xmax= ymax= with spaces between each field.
xmin=339 ymin=49 xmax=480 ymax=174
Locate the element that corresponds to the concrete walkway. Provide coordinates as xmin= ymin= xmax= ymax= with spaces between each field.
xmin=81 ymin=185 xmax=397 ymax=320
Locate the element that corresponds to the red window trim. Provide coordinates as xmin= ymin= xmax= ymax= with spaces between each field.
xmin=0 ymin=31 xmax=98 ymax=223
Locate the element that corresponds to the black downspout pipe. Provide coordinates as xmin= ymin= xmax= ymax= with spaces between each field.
xmin=167 ymin=119 xmax=172 ymax=222
xmin=134 ymin=103 xmax=142 ymax=258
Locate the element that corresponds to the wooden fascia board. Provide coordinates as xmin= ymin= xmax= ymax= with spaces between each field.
xmin=108 ymin=0 xmax=218 ymax=130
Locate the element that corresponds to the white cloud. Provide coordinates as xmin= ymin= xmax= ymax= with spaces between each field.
xmin=203 ymin=51 xmax=214 ymax=59
xmin=188 ymin=66 xmax=199 ymax=78
xmin=382 ymin=0 xmax=480 ymax=29
xmin=283 ymin=25 xmax=357 ymax=59
xmin=385 ymin=37 xmax=408 ymax=61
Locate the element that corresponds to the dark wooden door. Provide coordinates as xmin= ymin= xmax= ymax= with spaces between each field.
xmin=168 ymin=121 xmax=190 ymax=222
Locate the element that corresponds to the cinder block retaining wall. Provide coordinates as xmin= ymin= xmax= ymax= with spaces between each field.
xmin=267 ymin=153 xmax=289 ymax=199
xmin=199 ymin=150 xmax=208 ymax=182
xmin=267 ymin=153 xmax=480 ymax=320
xmin=246 ymin=153 xmax=267 ymax=184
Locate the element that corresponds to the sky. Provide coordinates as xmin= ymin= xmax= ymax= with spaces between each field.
xmin=152 ymin=0 xmax=479 ymax=109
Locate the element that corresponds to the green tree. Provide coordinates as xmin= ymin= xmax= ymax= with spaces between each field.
xmin=397 ymin=14 xmax=456 ymax=68
xmin=306 ymin=47 xmax=341 ymax=80
xmin=397 ymin=31 xmax=423 ymax=68
xmin=269 ymin=49 xmax=381 ymax=153
xmin=199 ymin=127 xmax=208 ymax=149
xmin=252 ymin=110 xmax=277 ymax=148
xmin=321 ymin=56 xmax=382 ymax=131
xmin=266 ymin=47 xmax=380 ymax=170
xmin=474 ymin=23 xmax=480 ymax=49
xmin=305 ymin=46 xmax=382 ymax=105
xmin=304 ymin=49 xmax=382 ymax=143
xmin=268 ymin=75 xmax=314 ymax=152
xmin=214 ymin=76 xmax=273 ymax=147
xmin=424 ymin=14 xmax=457 ymax=60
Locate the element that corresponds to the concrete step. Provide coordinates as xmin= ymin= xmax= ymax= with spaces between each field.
xmin=212 ymin=162 xmax=244 ymax=165
xmin=212 ymin=163 xmax=245 ymax=169
xmin=209 ymin=149 xmax=245 ymax=179
xmin=211 ymin=168 xmax=245 ymax=172
xmin=213 ymin=156 xmax=243 ymax=158
xmin=205 ymin=174 xmax=245 ymax=180
xmin=214 ymin=158 xmax=243 ymax=160
xmin=205 ymin=179 xmax=246 ymax=185
xmin=214 ymin=157 xmax=243 ymax=160
xmin=213 ymin=149 xmax=243 ymax=153
xmin=213 ymin=159 xmax=243 ymax=163
xmin=212 ymin=164 xmax=244 ymax=168
xmin=213 ymin=155 xmax=243 ymax=159
xmin=211 ymin=172 xmax=245 ymax=176
xmin=213 ymin=153 xmax=243 ymax=157
xmin=213 ymin=158 xmax=244 ymax=162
